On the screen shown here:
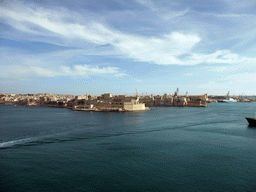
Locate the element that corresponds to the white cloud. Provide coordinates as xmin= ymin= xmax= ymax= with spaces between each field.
xmin=0 ymin=2 xmax=200 ymax=65
xmin=60 ymin=65 xmax=120 ymax=76
xmin=113 ymin=32 xmax=201 ymax=64
xmin=161 ymin=9 xmax=189 ymax=21
xmin=181 ymin=50 xmax=256 ymax=65
xmin=0 ymin=64 xmax=123 ymax=78
xmin=1 ymin=0 xmax=256 ymax=67
xmin=31 ymin=67 xmax=56 ymax=77
xmin=213 ymin=13 xmax=250 ymax=18
xmin=134 ymin=0 xmax=156 ymax=10
xmin=0 ymin=4 xmax=116 ymax=45
xmin=115 ymin=73 xmax=127 ymax=77
xmin=0 ymin=48 xmax=126 ymax=78
xmin=134 ymin=79 xmax=143 ymax=83
xmin=134 ymin=0 xmax=179 ymax=12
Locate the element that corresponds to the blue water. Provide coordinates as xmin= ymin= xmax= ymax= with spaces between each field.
xmin=1 ymin=103 xmax=256 ymax=191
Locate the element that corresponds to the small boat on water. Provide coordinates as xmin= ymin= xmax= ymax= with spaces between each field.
xmin=246 ymin=118 xmax=256 ymax=126
xmin=246 ymin=113 xmax=256 ymax=126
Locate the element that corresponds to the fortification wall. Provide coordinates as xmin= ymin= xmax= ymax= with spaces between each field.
xmin=124 ymin=103 xmax=146 ymax=111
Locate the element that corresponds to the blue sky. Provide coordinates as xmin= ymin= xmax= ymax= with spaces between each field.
xmin=1 ymin=0 xmax=256 ymax=96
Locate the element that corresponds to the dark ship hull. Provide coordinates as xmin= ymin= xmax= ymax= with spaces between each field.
xmin=246 ymin=118 xmax=256 ymax=126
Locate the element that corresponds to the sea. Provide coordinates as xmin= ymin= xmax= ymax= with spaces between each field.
xmin=1 ymin=102 xmax=256 ymax=192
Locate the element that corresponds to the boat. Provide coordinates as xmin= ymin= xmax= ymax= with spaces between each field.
xmin=246 ymin=112 xmax=256 ymax=126
xmin=218 ymin=91 xmax=237 ymax=103
xmin=219 ymin=98 xmax=237 ymax=103
xmin=246 ymin=118 xmax=256 ymax=126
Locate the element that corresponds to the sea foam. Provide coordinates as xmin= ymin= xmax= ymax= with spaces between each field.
xmin=0 ymin=137 xmax=36 ymax=148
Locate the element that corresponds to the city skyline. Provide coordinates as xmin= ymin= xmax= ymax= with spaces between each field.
xmin=1 ymin=0 xmax=256 ymax=95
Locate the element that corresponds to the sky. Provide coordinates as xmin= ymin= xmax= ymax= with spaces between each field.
xmin=1 ymin=0 xmax=256 ymax=96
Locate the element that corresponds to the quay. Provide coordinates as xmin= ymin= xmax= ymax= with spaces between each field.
xmin=3 ymin=90 xmax=254 ymax=112
xmin=0 ymin=91 xmax=209 ymax=112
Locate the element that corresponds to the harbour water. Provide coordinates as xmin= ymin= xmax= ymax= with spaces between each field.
xmin=1 ymin=103 xmax=256 ymax=191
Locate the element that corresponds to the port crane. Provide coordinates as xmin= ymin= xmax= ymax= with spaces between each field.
xmin=227 ymin=91 xmax=230 ymax=99
xmin=174 ymin=88 xmax=179 ymax=96
xmin=135 ymin=88 xmax=138 ymax=97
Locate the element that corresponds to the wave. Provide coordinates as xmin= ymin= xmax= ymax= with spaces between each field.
xmin=0 ymin=116 xmax=241 ymax=149
xmin=0 ymin=137 xmax=37 ymax=148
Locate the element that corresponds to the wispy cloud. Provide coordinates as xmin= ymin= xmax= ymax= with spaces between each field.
xmin=2 ymin=0 xmax=255 ymax=66
xmin=113 ymin=32 xmax=201 ymax=65
xmin=161 ymin=9 xmax=189 ymax=21
xmin=0 ymin=4 xmax=115 ymax=45
xmin=223 ymin=0 xmax=256 ymax=9
xmin=1 ymin=0 xmax=256 ymax=95
xmin=115 ymin=73 xmax=127 ymax=77
xmin=0 ymin=2 xmax=199 ymax=65
xmin=0 ymin=64 xmax=123 ymax=78
xmin=0 ymin=48 xmax=126 ymax=78
xmin=134 ymin=79 xmax=143 ymax=83
xmin=134 ymin=0 xmax=179 ymax=12
xmin=183 ymin=50 xmax=256 ymax=65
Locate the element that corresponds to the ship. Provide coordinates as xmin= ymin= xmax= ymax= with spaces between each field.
xmin=246 ymin=117 xmax=256 ymax=127
xmin=218 ymin=91 xmax=237 ymax=103
xmin=218 ymin=98 xmax=237 ymax=103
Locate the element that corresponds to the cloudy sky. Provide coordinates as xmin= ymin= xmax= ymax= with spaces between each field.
xmin=1 ymin=0 xmax=256 ymax=95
